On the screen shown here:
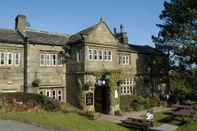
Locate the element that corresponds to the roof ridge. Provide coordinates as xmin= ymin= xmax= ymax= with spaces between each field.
xmin=27 ymin=29 xmax=68 ymax=37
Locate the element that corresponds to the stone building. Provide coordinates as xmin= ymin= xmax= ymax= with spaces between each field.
xmin=0 ymin=15 xmax=165 ymax=114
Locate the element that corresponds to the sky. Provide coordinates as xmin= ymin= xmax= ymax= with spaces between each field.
xmin=0 ymin=0 xmax=166 ymax=46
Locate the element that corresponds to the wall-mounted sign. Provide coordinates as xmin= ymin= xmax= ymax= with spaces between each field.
xmin=86 ymin=92 xmax=94 ymax=105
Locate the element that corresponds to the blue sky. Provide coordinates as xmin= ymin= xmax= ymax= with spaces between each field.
xmin=0 ymin=0 xmax=166 ymax=46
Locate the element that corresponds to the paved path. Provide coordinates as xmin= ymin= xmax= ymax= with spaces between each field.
xmin=0 ymin=120 xmax=52 ymax=131
xmin=152 ymin=124 xmax=178 ymax=131
xmin=99 ymin=106 xmax=171 ymax=123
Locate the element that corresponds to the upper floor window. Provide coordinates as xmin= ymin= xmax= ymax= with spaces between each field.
xmin=0 ymin=52 xmax=20 ymax=67
xmin=89 ymin=48 xmax=112 ymax=62
xmin=8 ymin=53 xmax=13 ymax=65
xmin=108 ymin=51 xmax=112 ymax=61
xmin=89 ymin=49 xmax=93 ymax=60
xmin=104 ymin=50 xmax=108 ymax=61
xmin=93 ymin=49 xmax=98 ymax=60
xmin=40 ymin=52 xmax=63 ymax=67
xmin=119 ymin=55 xmax=130 ymax=65
xmin=15 ymin=53 xmax=20 ymax=66
xmin=98 ymin=50 xmax=103 ymax=60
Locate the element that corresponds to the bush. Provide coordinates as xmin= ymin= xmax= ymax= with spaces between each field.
xmin=120 ymin=95 xmax=132 ymax=112
xmin=0 ymin=92 xmax=60 ymax=112
xmin=120 ymin=95 xmax=161 ymax=112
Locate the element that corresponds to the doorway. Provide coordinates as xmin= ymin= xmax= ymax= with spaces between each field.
xmin=94 ymin=85 xmax=110 ymax=114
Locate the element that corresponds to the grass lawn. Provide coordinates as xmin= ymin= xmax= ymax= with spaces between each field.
xmin=154 ymin=111 xmax=172 ymax=126
xmin=0 ymin=110 xmax=133 ymax=131
xmin=176 ymin=121 xmax=197 ymax=131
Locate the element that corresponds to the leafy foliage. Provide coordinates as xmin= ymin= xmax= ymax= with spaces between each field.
xmin=152 ymin=0 xmax=197 ymax=101
xmin=0 ymin=93 xmax=60 ymax=112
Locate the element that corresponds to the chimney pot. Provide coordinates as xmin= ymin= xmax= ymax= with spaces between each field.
xmin=15 ymin=15 xmax=27 ymax=32
xmin=120 ymin=24 xmax=124 ymax=32
xmin=113 ymin=28 xmax=117 ymax=34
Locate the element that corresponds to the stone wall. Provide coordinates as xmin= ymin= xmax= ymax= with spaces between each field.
xmin=0 ymin=42 xmax=24 ymax=92
xmin=25 ymin=44 xmax=66 ymax=101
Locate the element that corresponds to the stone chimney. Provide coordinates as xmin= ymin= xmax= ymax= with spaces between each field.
xmin=114 ymin=24 xmax=128 ymax=44
xmin=15 ymin=15 xmax=27 ymax=32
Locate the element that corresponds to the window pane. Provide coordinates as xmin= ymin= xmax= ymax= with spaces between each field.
xmin=89 ymin=49 xmax=93 ymax=60
xmin=40 ymin=54 xmax=44 ymax=65
xmin=93 ymin=50 xmax=97 ymax=60
xmin=0 ymin=52 xmax=4 ymax=65
xmin=98 ymin=50 xmax=103 ymax=60
xmin=15 ymin=53 xmax=20 ymax=65
xmin=104 ymin=50 xmax=107 ymax=60
xmin=8 ymin=53 xmax=12 ymax=65
xmin=58 ymin=54 xmax=63 ymax=65
xmin=108 ymin=51 xmax=112 ymax=61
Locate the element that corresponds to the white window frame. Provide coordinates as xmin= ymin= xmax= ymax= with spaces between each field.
xmin=57 ymin=89 xmax=63 ymax=101
xmin=40 ymin=54 xmax=45 ymax=66
xmin=45 ymin=89 xmax=51 ymax=97
xmin=7 ymin=52 xmax=13 ymax=66
xmin=52 ymin=54 xmax=57 ymax=66
xmin=120 ymin=55 xmax=129 ymax=65
xmin=57 ymin=54 xmax=63 ymax=66
xmin=89 ymin=49 xmax=93 ymax=60
xmin=104 ymin=50 xmax=108 ymax=61
xmin=108 ymin=51 xmax=112 ymax=61
xmin=120 ymin=78 xmax=134 ymax=96
xmin=15 ymin=53 xmax=20 ymax=66
xmin=52 ymin=89 xmax=56 ymax=99
xmin=98 ymin=50 xmax=103 ymax=61
xmin=93 ymin=49 xmax=98 ymax=60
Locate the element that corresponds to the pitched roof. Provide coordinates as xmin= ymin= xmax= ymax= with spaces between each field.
xmin=0 ymin=29 xmax=23 ymax=43
xmin=118 ymin=43 xmax=160 ymax=55
xmin=26 ymin=31 xmax=69 ymax=45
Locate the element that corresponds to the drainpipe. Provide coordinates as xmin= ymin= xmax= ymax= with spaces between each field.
xmin=17 ymin=30 xmax=28 ymax=93
xmin=23 ymin=37 xmax=28 ymax=93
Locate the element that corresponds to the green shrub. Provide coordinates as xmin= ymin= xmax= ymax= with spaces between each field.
xmin=120 ymin=95 xmax=132 ymax=112
xmin=0 ymin=92 xmax=60 ymax=112
xmin=120 ymin=95 xmax=161 ymax=112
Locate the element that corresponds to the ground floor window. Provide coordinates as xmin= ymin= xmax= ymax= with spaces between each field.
xmin=39 ymin=88 xmax=64 ymax=101
xmin=120 ymin=78 xmax=135 ymax=96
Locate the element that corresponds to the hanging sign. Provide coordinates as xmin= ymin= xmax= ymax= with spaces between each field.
xmin=86 ymin=92 xmax=94 ymax=105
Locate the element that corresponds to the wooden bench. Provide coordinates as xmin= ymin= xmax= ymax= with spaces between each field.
xmin=121 ymin=117 xmax=157 ymax=131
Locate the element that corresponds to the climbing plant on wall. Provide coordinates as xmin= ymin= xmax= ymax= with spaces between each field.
xmin=96 ymin=70 xmax=122 ymax=112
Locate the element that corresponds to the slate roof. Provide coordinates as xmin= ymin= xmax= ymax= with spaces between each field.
xmin=26 ymin=31 xmax=68 ymax=45
xmin=118 ymin=43 xmax=161 ymax=55
xmin=0 ymin=29 xmax=23 ymax=43
xmin=0 ymin=28 xmax=69 ymax=45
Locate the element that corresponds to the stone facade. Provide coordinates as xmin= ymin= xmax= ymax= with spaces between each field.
xmin=0 ymin=15 xmax=164 ymax=114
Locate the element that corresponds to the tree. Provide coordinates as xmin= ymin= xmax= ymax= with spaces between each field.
xmin=152 ymin=0 xmax=197 ymax=101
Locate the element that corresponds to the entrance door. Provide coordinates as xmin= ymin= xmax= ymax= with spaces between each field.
xmin=94 ymin=85 xmax=110 ymax=113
